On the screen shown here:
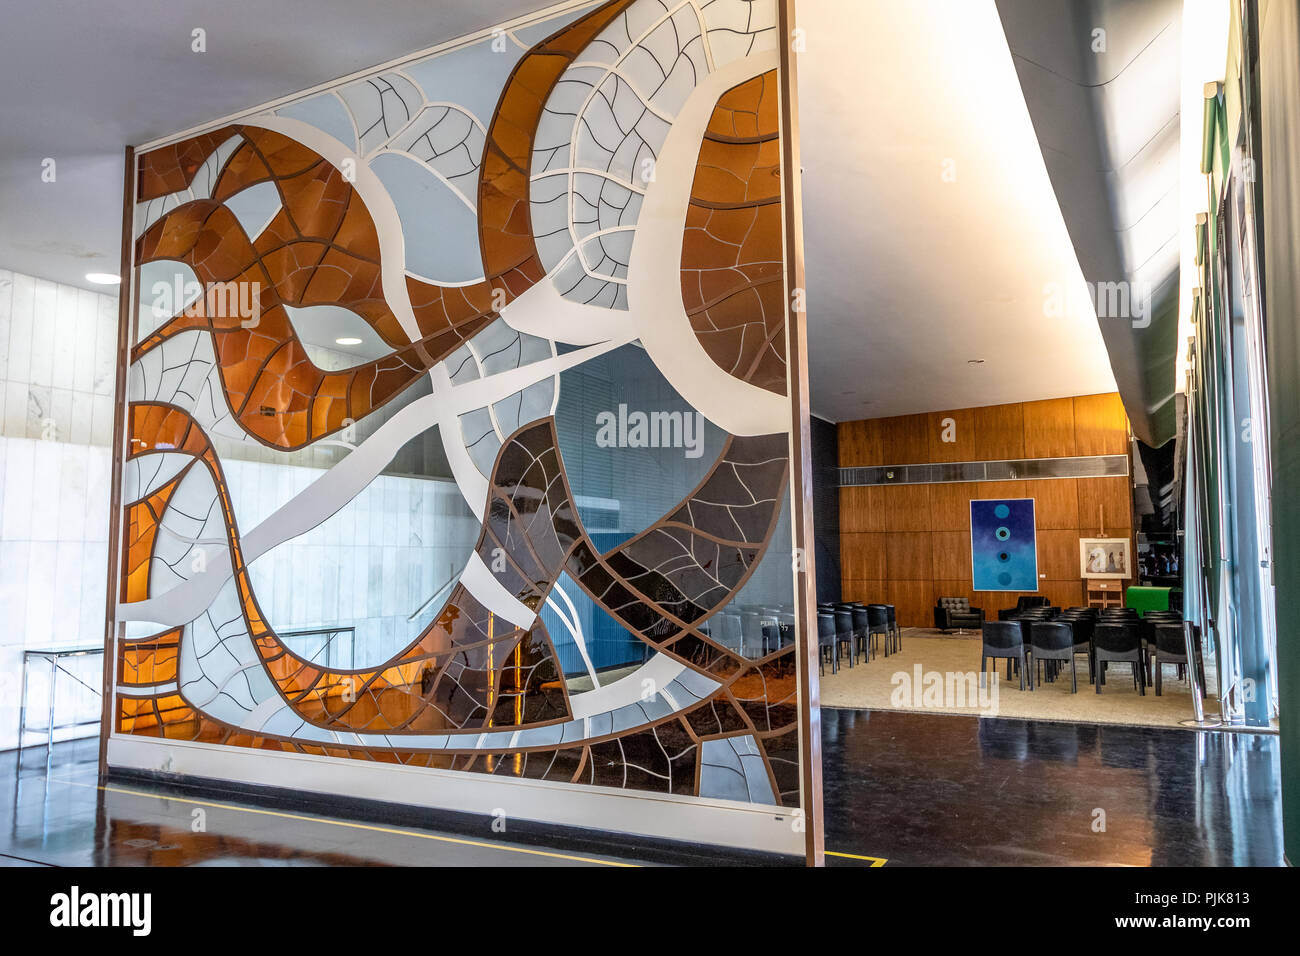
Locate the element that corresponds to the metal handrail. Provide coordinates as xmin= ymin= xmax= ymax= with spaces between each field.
xmin=280 ymin=625 xmax=356 ymax=670
xmin=1181 ymin=619 xmax=1222 ymax=728
xmin=406 ymin=566 xmax=459 ymax=623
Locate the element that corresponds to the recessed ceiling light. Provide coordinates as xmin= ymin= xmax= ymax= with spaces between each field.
xmin=85 ymin=273 xmax=120 ymax=285
xmin=335 ymin=337 xmax=363 ymax=346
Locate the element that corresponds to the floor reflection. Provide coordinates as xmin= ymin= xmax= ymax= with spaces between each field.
xmin=822 ymin=709 xmax=1283 ymax=866
xmin=0 ymin=738 xmax=648 ymax=867
xmin=3 ymin=718 xmax=1282 ymax=867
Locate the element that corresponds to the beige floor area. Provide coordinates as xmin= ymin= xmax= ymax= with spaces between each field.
xmin=819 ymin=628 xmax=1219 ymax=729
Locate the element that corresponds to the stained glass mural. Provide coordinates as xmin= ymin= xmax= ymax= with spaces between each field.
xmin=110 ymin=0 xmax=810 ymax=846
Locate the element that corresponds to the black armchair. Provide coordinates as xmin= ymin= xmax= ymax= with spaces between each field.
xmin=935 ymin=596 xmax=984 ymax=633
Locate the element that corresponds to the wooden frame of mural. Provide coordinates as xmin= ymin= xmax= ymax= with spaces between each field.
xmin=102 ymin=0 xmax=822 ymax=861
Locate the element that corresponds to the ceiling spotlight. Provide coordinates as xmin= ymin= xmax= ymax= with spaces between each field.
xmin=967 ymin=359 xmax=985 ymax=366
xmin=335 ymin=337 xmax=363 ymax=346
xmin=86 ymin=273 xmax=120 ymax=285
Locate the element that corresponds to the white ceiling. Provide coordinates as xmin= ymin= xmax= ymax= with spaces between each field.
xmin=0 ymin=0 xmax=548 ymax=294
xmin=797 ymin=0 xmax=1118 ymax=421
xmin=0 ymin=0 xmax=1120 ymax=422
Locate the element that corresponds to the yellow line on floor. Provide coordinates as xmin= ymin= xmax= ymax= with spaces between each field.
xmin=58 ymin=778 xmax=638 ymax=867
xmin=826 ymin=850 xmax=888 ymax=866
xmin=54 ymin=774 xmax=889 ymax=867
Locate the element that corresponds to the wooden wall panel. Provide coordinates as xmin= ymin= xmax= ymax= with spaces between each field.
xmin=971 ymin=590 xmax=1016 ymax=616
xmin=884 ymin=531 xmax=932 ymax=580
xmin=1033 ymin=478 xmax=1079 ymax=530
xmin=926 ymin=408 xmax=978 ymax=462
xmin=840 ymin=531 xmax=886 ymax=580
xmin=880 ymin=413 xmax=930 ymax=464
xmin=837 ymin=393 xmax=1133 ymax=626
xmin=976 ymin=479 xmax=1026 ymax=502
xmin=934 ymin=579 xmax=976 ymax=607
xmin=882 ymin=484 xmax=932 ymax=532
xmin=887 ymin=580 xmax=934 ymax=629
xmin=1074 ymin=392 xmax=1130 ymax=455
xmin=839 ymin=485 xmax=886 ymax=532
xmin=931 ymin=531 xmax=972 ymax=581
xmin=929 ymin=482 xmax=980 ymax=531
xmin=842 ymin=579 xmax=885 ymax=603
xmin=1040 ymin=580 xmax=1084 ymax=609
xmin=1038 ymin=529 xmax=1081 ymax=580
xmin=974 ymin=402 xmax=1025 ymax=460
xmin=1023 ymin=397 xmax=1077 ymax=458
xmin=838 ymin=418 xmax=882 ymax=466
xmin=1077 ymin=475 xmax=1133 ymax=537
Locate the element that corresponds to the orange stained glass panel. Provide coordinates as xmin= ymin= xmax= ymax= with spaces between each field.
xmin=680 ymin=70 xmax=787 ymax=395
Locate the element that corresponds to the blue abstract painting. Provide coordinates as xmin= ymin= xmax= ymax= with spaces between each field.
xmin=970 ymin=498 xmax=1038 ymax=591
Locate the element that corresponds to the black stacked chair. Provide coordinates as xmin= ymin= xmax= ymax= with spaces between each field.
xmin=739 ymin=610 xmax=764 ymax=658
xmin=998 ymin=595 xmax=1050 ymax=620
xmin=1029 ymin=621 xmax=1084 ymax=692
xmin=833 ymin=606 xmax=856 ymax=667
xmin=980 ymin=621 xmax=1030 ymax=690
xmin=1057 ymin=610 xmax=1096 ymax=680
xmin=758 ymin=607 xmax=783 ymax=655
xmin=817 ymin=611 xmax=839 ymax=675
xmin=1092 ymin=623 xmax=1146 ymax=695
xmin=1008 ymin=605 xmax=1052 ymax=644
xmin=851 ymin=604 xmax=873 ymax=662
xmin=1099 ymin=608 xmax=1139 ymax=623
xmin=1005 ymin=614 xmax=1034 ymax=651
xmin=777 ymin=609 xmax=796 ymax=649
xmin=837 ymin=602 xmax=869 ymax=661
xmin=884 ymin=604 xmax=901 ymax=651
xmin=866 ymin=604 xmax=892 ymax=657
xmin=1151 ymin=622 xmax=1205 ymax=697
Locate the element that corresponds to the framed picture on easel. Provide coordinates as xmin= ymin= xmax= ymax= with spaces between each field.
xmin=1079 ymin=537 xmax=1131 ymax=579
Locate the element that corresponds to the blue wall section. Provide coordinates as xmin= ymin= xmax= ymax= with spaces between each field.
xmin=540 ymin=570 xmax=649 ymax=677
xmin=555 ymin=343 xmax=726 ymax=549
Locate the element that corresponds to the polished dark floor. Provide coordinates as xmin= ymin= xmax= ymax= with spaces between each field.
xmin=0 ymin=739 xmax=669 ymax=867
xmin=822 ymin=709 xmax=1284 ymax=866
xmin=1 ymin=713 xmax=1283 ymax=866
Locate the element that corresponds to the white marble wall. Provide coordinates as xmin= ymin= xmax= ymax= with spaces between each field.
xmin=0 ymin=269 xmax=119 ymax=751
xmin=0 ymin=258 xmax=797 ymax=746
xmin=232 ymin=458 xmax=480 ymax=667
xmin=0 ymin=267 xmax=482 ymax=751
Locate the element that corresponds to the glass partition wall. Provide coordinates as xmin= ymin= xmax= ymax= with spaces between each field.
xmin=103 ymin=0 xmax=820 ymax=857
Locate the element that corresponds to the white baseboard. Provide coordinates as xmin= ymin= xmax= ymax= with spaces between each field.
xmin=106 ymin=734 xmax=805 ymax=856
